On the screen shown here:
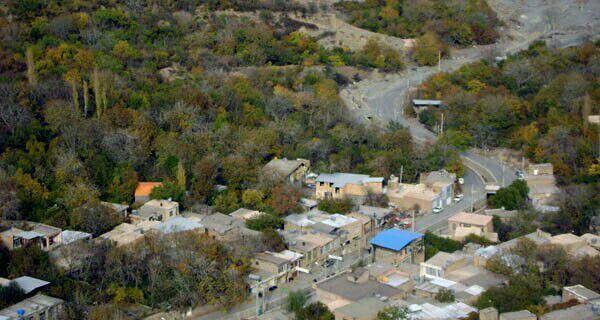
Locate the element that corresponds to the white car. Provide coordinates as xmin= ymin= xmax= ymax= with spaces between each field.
xmin=454 ymin=194 xmax=464 ymax=202
xmin=432 ymin=206 xmax=443 ymax=214
xmin=458 ymin=178 xmax=465 ymax=185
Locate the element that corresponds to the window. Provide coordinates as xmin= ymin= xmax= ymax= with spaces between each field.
xmin=319 ymin=182 xmax=324 ymax=186
xmin=335 ymin=187 xmax=340 ymax=193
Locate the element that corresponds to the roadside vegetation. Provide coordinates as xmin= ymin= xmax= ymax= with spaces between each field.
xmin=335 ymin=0 xmax=500 ymax=46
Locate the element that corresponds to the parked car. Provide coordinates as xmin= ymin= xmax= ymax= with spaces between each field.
xmin=454 ymin=194 xmax=464 ymax=202
xmin=432 ymin=206 xmax=443 ymax=214
xmin=516 ymin=170 xmax=525 ymax=179
xmin=458 ymin=177 xmax=465 ymax=185
xmin=268 ymin=286 xmax=278 ymax=292
xmin=323 ymin=259 xmax=335 ymax=268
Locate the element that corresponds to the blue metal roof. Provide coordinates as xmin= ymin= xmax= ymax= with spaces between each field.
xmin=370 ymin=229 xmax=423 ymax=252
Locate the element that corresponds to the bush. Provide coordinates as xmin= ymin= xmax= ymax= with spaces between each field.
xmin=488 ymin=180 xmax=529 ymax=210
xmin=435 ymin=288 xmax=455 ymax=303
xmin=424 ymin=232 xmax=463 ymax=259
xmin=412 ymin=32 xmax=449 ymax=66
xmin=246 ymin=214 xmax=284 ymax=231
xmin=317 ymin=197 xmax=354 ymax=214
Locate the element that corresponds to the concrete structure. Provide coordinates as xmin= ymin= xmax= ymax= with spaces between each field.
xmin=0 ymin=294 xmax=64 ymax=320
xmin=386 ymin=180 xmax=440 ymax=213
xmin=370 ymin=229 xmax=424 ymax=265
xmin=134 ymin=182 xmax=163 ymax=204
xmin=484 ymin=208 xmax=518 ymax=223
xmin=562 ymin=285 xmax=600 ymax=303
xmin=287 ymin=232 xmax=339 ymax=268
xmin=524 ymin=163 xmax=560 ymax=212
xmin=355 ymin=205 xmax=393 ymax=229
xmin=230 ymin=208 xmax=264 ymax=221
xmin=134 ymin=199 xmax=179 ymax=223
xmin=0 ymin=276 xmax=50 ymax=295
xmin=549 ymin=234 xmax=600 ymax=257
xmin=419 ymin=251 xmax=469 ymax=279
xmin=333 ymin=297 xmax=388 ymax=320
xmin=448 ymin=212 xmax=497 ymax=242
xmin=479 ymin=307 xmax=499 ymax=320
xmin=263 ymin=157 xmax=310 ymax=184
xmin=57 ymin=230 xmax=92 ymax=246
xmin=499 ymin=310 xmax=536 ymax=320
xmin=412 ymin=99 xmax=442 ymax=114
xmin=99 ymin=222 xmax=159 ymax=247
xmin=540 ymin=301 xmax=600 ymax=320
xmin=100 ymin=201 xmax=129 ymax=216
xmin=315 ymin=173 xmax=383 ymax=199
xmin=420 ymin=169 xmax=456 ymax=207
xmin=150 ymin=216 xmax=204 ymax=235
xmin=0 ymin=227 xmax=44 ymax=251
xmin=200 ymin=213 xmax=260 ymax=241
xmin=314 ymin=268 xmax=404 ymax=310
xmin=249 ymin=250 xmax=303 ymax=291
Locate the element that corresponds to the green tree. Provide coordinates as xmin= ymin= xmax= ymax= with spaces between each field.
xmin=376 ymin=306 xmax=409 ymax=320
xmin=214 ymin=191 xmax=240 ymax=214
xmin=435 ymin=288 xmax=455 ymax=303
xmin=107 ymin=164 xmax=138 ymax=204
xmin=296 ymin=302 xmax=334 ymax=320
xmin=317 ymin=197 xmax=354 ymax=214
xmin=412 ymin=32 xmax=448 ymax=66
xmin=246 ymin=214 xmax=283 ymax=231
xmin=0 ymin=282 xmax=26 ymax=308
xmin=242 ymin=189 xmax=264 ymax=210
xmin=285 ymin=289 xmax=309 ymax=314
xmin=71 ymin=201 xmax=121 ymax=236
xmin=150 ymin=181 xmax=185 ymax=203
xmin=424 ymin=232 xmax=463 ymax=259
xmin=488 ymin=180 xmax=529 ymax=210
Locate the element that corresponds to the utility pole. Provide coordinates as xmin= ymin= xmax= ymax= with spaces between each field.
xmin=470 ymin=184 xmax=474 ymax=213
xmin=400 ymin=165 xmax=403 ymax=184
xmin=412 ymin=210 xmax=415 ymax=232
xmin=438 ymin=50 xmax=441 ymax=72
xmin=440 ymin=112 xmax=444 ymax=134
xmin=501 ymin=161 xmax=505 ymax=187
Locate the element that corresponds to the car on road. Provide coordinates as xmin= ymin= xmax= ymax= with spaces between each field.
xmin=516 ymin=170 xmax=525 ymax=180
xmin=323 ymin=259 xmax=335 ymax=268
xmin=268 ymin=286 xmax=278 ymax=292
xmin=454 ymin=194 xmax=464 ymax=202
xmin=458 ymin=177 xmax=465 ymax=185
xmin=432 ymin=206 xmax=443 ymax=214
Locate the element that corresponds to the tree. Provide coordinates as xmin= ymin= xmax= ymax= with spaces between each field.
xmin=261 ymin=229 xmax=286 ymax=252
xmin=242 ymin=189 xmax=264 ymax=210
xmin=71 ymin=201 xmax=121 ymax=236
xmin=150 ymin=181 xmax=185 ymax=203
xmin=488 ymin=180 xmax=529 ymax=210
xmin=285 ymin=289 xmax=309 ymax=314
xmin=266 ymin=184 xmax=301 ymax=215
xmin=376 ymin=306 xmax=408 ymax=320
xmin=475 ymin=274 xmax=545 ymax=312
xmin=107 ymin=164 xmax=138 ymax=204
xmin=0 ymin=282 xmax=25 ymax=308
xmin=435 ymin=288 xmax=455 ymax=303
xmin=246 ymin=214 xmax=283 ymax=231
xmin=296 ymin=302 xmax=334 ymax=320
xmin=317 ymin=197 xmax=354 ymax=214
xmin=412 ymin=32 xmax=448 ymax=66
xmin=0 ymin=169 xmax=20 ymax=220
xmin=191 ymin=155 xmax=218 ymax=203
xmin=213 ymin=191 xmax=240 ymax=214
xmin=424 ymin=232 xmax=463 ymax=259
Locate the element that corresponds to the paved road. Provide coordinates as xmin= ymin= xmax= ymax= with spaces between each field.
xmin=462 ymin=151 xmax=517 ymax=188
xmin=414 ymin=166 xmax=486 ymax=233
